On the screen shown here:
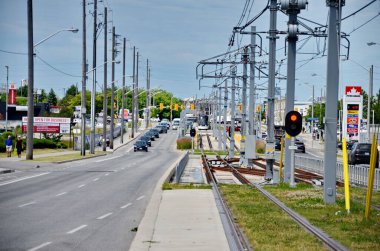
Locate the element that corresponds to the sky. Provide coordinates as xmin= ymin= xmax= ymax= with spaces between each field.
xmin=0 ymin=0 xmax=379 ymax=103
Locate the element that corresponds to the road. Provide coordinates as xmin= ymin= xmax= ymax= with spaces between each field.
xmin=0 ymin=131 xmax=180 ymax=251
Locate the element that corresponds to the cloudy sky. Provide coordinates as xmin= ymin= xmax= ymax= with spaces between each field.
xmin=0 ymin=0 xmax=379 ymax=102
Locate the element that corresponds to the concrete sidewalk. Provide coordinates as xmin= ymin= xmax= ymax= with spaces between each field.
xmin=130 ymin=155 xmax=230 ymax=251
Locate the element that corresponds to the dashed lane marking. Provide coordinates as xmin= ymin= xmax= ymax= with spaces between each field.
xmin=67 ymin=225 xmax=87 ymax=234
xmin=120 ymin=203 xmax=132 ymax=209
xmin=96 ymin=212 xmax=113 ymax=220
xmin=78 ymin=184 xmax=86 ymax=188
xmin=93 ymin=178 xmax=99 ymax=182
xmin=55 ymin=192 xmax=67 ymax=197
xmin=18 ymin=201 xmax=36 ymax=208
xmin=136 ymin=195 xmax=145 ymax=201
xmin=0 ymin=173 xmax=50 ymax=187
xmin=27 ymin=242 xmax=52 ymax=251
xmin=104 ymin=173 xmax=110 ymax=176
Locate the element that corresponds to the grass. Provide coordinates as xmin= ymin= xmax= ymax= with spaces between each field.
xmin=162 ymin=182 xmax=211 ymax=190
xmin=31 ymin=151 xmax=107 ymax=162
xmin=220 ymin=184 xmax=326 ymax=251
xmin=0 ymin=148 xmax=65 ymax=158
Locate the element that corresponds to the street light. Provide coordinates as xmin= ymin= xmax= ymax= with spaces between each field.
xmin=5 ymin=66 xmax=9 ymax=133
xmin=26 ymin=25 xmax=79 ymax=160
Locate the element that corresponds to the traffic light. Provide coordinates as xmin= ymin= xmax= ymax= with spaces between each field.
xmin=257 ymin=105 xmax=261 ymax=112
xmin=174 ymin=104 xmax=178 ymax=111
xmin=190 ymin=104 xmax=194 ymax=110
xmin=160 ymin=103 xmax=164 ymax=110
xmin=181 ymin=104 xmax=184 ymax=110
xmin=285 ymin=111 xmax=302 ymax=137
xmin=170 ymin=104 xmax=172 ymax=110
xmin=190 ymin=128 xmax=196 ymax=137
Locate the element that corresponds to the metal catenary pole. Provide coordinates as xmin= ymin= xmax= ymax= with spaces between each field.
xmin=121 ymin=37 xmax=126 ymax=143
xmin=241 ymin=47 xmax=248 ymax=164
xmin=90 ymin=0 xmax=97 ymax=154
xmin=324 ymin=0 xmax=344 ymax=204
xmin=26 ymin=0 xmax=34 ymax=160
xmin=229 ymin=65 xmax=236 ymax=159
xmin=223 ymin=79 xmax=228 ymax=150
xmin=218 ymin=86 xmax=222 ymax=150
xmin=110 ymin=26 xmax=115 ymax=149
xmin=248 ymin=26 xmax=257 ymax=162
xmin=80 ymin=0 xmax=87 ymax=156
xmin=131 ymin=46 xmax=135 ymax=138
xmin=102 ymin=7 xmax=107 ymax=151
xmin=145 ymin=59 xmax=149 ymax=129
xmin=265 ymin=0 xmax=278 ymax=180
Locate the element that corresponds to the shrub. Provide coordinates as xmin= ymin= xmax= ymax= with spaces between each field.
xmin=176 ymin=137 xmax=192 ymax=150
xmin=33 ymin=138 xmax=57 ymax=149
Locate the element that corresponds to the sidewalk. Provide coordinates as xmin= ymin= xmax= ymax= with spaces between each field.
xmin=130 ymin=154 xmax=230 ymax=251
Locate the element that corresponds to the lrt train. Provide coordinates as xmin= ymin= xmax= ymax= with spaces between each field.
xmin=198 ymin=115 xmax=209 ymax=130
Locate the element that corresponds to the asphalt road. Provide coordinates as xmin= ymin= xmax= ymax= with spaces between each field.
xmin=0 ymin=130 xmax=180 ymax=251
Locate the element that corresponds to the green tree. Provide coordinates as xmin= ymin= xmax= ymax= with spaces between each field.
xmin=65 ymin=84 xmax=78 ymax=97
xmin=40 ymin=89 xmax=47 ymax=102
xmin=17 ymin=85 xmax=28 ymax=97
xmin=48 ymin=88 xmax=58 ymax=105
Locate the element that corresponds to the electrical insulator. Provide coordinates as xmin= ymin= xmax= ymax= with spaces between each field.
xmin=288 ymin=24 xmax=298 ymax=37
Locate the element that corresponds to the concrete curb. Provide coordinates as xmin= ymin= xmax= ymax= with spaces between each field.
xmin=53 ymin=153 xmax=108 ymax=164
xmin=129 ymin=151 xmax=187 ymax=251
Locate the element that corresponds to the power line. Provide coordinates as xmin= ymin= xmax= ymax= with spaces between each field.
xmin=36 ymin=55 xmax=82 ymax=78
xmin=0 ymin=49 xmax=27 ymax=55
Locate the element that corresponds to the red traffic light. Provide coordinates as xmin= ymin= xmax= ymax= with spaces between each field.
xmin=290 ymin=114 xmax=298 ymax=122
xmin=285 ymin=111 xmax=302 ymax=137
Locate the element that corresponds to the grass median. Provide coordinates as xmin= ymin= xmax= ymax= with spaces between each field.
xmin=220 ymin=183 xmax=380 ymax=250
xmin=31 ymin=151 xmax=107 ymax=162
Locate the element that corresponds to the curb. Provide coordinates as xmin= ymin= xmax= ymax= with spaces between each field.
xmin=54 ymin=153 xmax=108 ymax=164
xmin=129 ymin=151 xmax=187 ymax=251
xmin=0 ymin=169 xmax=14 ymax=174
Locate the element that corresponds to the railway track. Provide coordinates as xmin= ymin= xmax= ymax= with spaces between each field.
xmin=199 ymin=135 xmax=348 ymax=251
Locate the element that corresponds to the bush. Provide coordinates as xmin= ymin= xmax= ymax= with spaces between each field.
xmin=33 ymin=138 xmax=58 ymax=149
xmin=176 ymin=137 xmax=192 ymax=150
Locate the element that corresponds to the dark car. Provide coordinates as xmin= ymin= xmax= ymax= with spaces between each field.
xmin=159 ymin=122 xmax=170 ymax=130
xmin=149 ymin=128 xmax=160 ymax=138
xmin=155 ymin=125 xmax=168 ymax=133
xmin=294 ymin=139 xmax=305 ymax=153
xmin=139 ymin=135 xmax=152 ymax=147
xmin=348 ymin=143 xmax=379 ymax=166
xmin=134 ymin=140 xmax=148 ymax=152
xmin=337 ymin=140 xmax=357 ymax=150
xmin=145 ymin=131 xmax=156 ymax=141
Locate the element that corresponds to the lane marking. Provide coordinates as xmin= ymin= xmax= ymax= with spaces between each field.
xmin=0 ymin=173 xmax=50 ymax=187
xmin=67 ymin=225 xmax=87 ymax=234
xmin=95 ymin=156 xmax=119 ymax=163
xmin=96 ymin=212 xmax=113 ymax=220
xmin=78 ymin=184 xmax=86 ymax=188
xmin=136 ymin=195 xmax=145 ymax=201
xmin=19 ymin=201 xmax=36 ymax=208
xmin=104 ymin=173 xmax=109 ymax=176
xmin=93 ymin=178 xmax=99 ymax=182
xmin=27 ymin=242 xmax=52 ymax=251
xmin=121 ymin=167 xmax=125 ymax=170
xmin=120 ymin=203 xmax=132 ymax=209
xmin=55 ymin=192 xmax=67 ymax=197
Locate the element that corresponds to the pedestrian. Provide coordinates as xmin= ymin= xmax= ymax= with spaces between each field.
xmin=16 ymin=136 xmax=23 ymax=158
xmin=5 ymin=135 xmax=13 ymax=158
xmin=321 ymin=130 xmax=324 ymax=140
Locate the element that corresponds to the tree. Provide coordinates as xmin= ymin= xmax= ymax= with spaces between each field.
xmin=47 ymin=88 xmax=58 ymax=105
xmin=65 ymin=84 xmax=78 ymax=97
xmin=40 ymin=89 xmax=47 ymax=102
xmin=17 ymin=85 xmax=28 ymax=97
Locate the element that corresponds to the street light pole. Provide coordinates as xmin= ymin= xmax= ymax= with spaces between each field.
xmin=102 ymin=7 xmax=108 ymax=152
xmin=89 ymin=0 xmax=97 ymax=154
xmin=26 ymin=0 xmax=34 ymax=160
xmin=110 ymin=26 xmax=116 ymax=150
xmin=81 ymin=0 xmax=87 ymax=156
xmin=5 ymin=66 xmax=9 ymax=133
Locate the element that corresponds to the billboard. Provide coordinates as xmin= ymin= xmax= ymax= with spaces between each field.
xmin=22 ymin=117 xmax=71 ymax=133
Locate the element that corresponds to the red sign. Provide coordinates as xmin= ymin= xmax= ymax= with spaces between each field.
xmin=345 ymin=86 xmax=362 ymax=96
xmin=347 ymin=128 xmax=359 ymax=133
xmin=347 ymin=117 xmax=359 ymax=124
xmin=22 ymin=125 xmax=60 ymax=133
xmin=8 ymin=83 xmax=16 ymax=105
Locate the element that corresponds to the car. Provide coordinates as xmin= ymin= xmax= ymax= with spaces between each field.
xmin=172 ymin=120 xmax=180 ymax=130
xmin=161 ymin=119 xmax=169 ymax=124
xmin=134 ymin=140 xmax=148 ymax=152
xmin=145 ymin=131 xmax=156 ymax=141
xmin=337 ymin=140 xmax=357 ymax=150
xmin=159 ymin=121 xmax=170 ymax=129
xmin=156 ymin=124 xmax=168 ymax=133
xmin=348 ymin=143 xmax=379 ymax=166
xmin=294 ymin=139 xmax=305 ymax=153
xmin=149 ymin=128 xmax=160 ymax=138
xmin=139 ymin=135 xmax=152 ymax=147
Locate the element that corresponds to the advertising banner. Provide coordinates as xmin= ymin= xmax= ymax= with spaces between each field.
xmin=22 ymin=117 xmax=71 ymax=133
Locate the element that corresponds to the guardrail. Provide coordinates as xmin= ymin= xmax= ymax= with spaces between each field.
xmin=274 ymin=153 xmax=380 ymax=190
xmin=175 ymin=151 xmax=189 ymax=183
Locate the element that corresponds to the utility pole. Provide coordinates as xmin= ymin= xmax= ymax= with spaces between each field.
xmin=367 ymin=65 xmax=373 ymax=142
xmin=90 ymin=0 xmax=97 ymax=154
xmin=223 ymin=79 xmax=228 ymax=150
xmin=248 ymin=26 xmax=257 ymax=162
xmin=121 ymin=37 xmax=126 ymax=143
xmin=26 ymin=0 xmax=34 ymax=160
xmin=265 ymin=0 xmax=278 ymax=180
xmin=229 ymin=66 xmax=236 ymax=159
xmin=5 ymin=66 xmax=8 ymax=132
xmin=218 ymin=86 xmax=222 ymax=150
xmin=131 ymin=46 xmax=135 ymax=138
xmin=281 ymin=0 xmax=306 ymax=183
xmin=145 ymin=59 xmax=150 ymax=129
xmin=102 ymin=7 xmax=107 ymax=151
xmin=324 ymin=0 xmax=344 ymax=204
xmin=110 ymin=26 xmax=115 ymax=149
xmin=135 ymin=51 xmax=139 ymax=133
xmin=240 ymin=47 xmax=249 ymax=165
xmin=80 ymin=0 xmax=87 ymax=156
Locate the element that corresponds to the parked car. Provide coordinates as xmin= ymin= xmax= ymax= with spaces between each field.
xmin=155 ymin=125 xmax=168 ymax=133
xmin=134 ymin=140 xmax=148 ymax=152
xmin=348 ymin=143 xmax=379 ymax=166
xmin=139 ymin=135 xmax=152 ymax=147
xmin=149 ymin=128 xmax=160 ymax=138
xmin=294 ymin=139 xmax=305 ymax=153
xmin=337 ymin=140 xmax=357 ymax=150
xmin=159 ymin=121 xmax=170 ymax=129
xmin=145 ymin=131 xmax=156 ymax=141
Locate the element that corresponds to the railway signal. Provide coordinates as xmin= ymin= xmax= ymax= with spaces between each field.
xmin=285 ymin=111 xmax=302 ymax=137
xmin=190 ymin=128 xmax=196 ymax=137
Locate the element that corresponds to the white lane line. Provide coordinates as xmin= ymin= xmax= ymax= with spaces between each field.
xmin=67 ymin=224 xmax=87 ymax=234
xmin=120 ymin=203 xmax=132 ymax=209
xmin=18 ymin=201 xmax=36 ymax=208
xmin=96 ymin=212 xmax=113 ymax=220
xmin=95 ymin=156 xmax=119 ymax=163
xmin=0 ymin=173 xmax=50 ymax=187
xmin=55 ymin=192 xmax=67 ymax=197
xmin=136 ymin=195 xmax=145 ymax=201
xmin=104 ymin=173 xmax=110 ymax=176
xmin=78 ymin=184 xmax=86 ymax=188
xmin=121 ymin=167 xmax=125 ymax=170
xmin=126 ymin=147 xmax=133 ymax=153
xmin=93 ymin=178 xmax=99 ymax=182
xmin=27 ymin=242 xmax=52 ymax=251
